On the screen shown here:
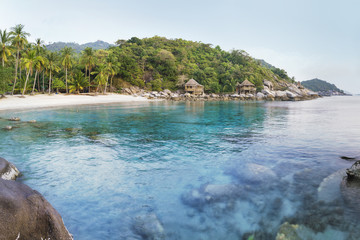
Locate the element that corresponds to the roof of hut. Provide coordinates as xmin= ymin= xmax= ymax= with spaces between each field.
xmin=185 ymin=79 xmax=202 ymax=86
xmin=240 ymin=79 xmax=255 ymax=87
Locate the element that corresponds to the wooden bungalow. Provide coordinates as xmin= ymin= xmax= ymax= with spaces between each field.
xmin=185 ymin=79 xmax=204 ymax=95
xmin=236 ymin=79 xmax=256 ymax=94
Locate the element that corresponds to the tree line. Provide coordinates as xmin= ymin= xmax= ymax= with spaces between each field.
xmin=0 ymin=24 xmax=293 ymax=95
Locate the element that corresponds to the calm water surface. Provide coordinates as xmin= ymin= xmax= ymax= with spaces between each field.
xmin=1 ymin=97 xmax=360 ymax=239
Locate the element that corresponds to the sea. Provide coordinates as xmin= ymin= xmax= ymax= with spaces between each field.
xmin=0 ymin=96 xmax=360 ymax=240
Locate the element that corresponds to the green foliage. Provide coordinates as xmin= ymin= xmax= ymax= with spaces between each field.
xmin=0 ymin=66 xmax=13 ymax=93
xmin=301 ymin=78 xmax=344 ymax=93
xmin=110 ymin=36 xmax=292 ymax=92
xmin=69 ymin=71 xmax=88 ymax=94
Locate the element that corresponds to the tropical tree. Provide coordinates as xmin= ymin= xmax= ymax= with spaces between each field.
xmin=60 ymin=47 xmax=74 ymax=93
xmin=91 ymin=64 xmax=108 ymax=94
xmin=34 ymin=38 xmax=45 ymax=55
xmin=21 ymin=50 xmax=37 ymax=95
xmin=31 ymin=54 xmax=45 ymax=94
xmin=69 ymin=71 xmax=88 ymax=94
xmin=45 ymin=51 xmax=60 ymax=94
xmin=52 ymin=77 xmax=65 ymax=93
xmin=81 ymin=47 xmax=95 ymax=92
xmin=10 ymin=24 xmax=30 ymax=95
xmin=104 ymin=54 xmax=119 ymax=92
xmin=0 ymin=29 xmax=13 ymax=67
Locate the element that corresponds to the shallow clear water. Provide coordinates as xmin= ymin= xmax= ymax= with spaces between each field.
xmin=1 ymin=97 xmax=360 ymax=239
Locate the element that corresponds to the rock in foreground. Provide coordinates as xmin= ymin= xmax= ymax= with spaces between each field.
xmin=0 ymin=178 xmax=73 ymax=240
xmin=346 ymin=160 xmax=360 ymax=180
xmin=0 ymin=157 xmax=20 ymax=180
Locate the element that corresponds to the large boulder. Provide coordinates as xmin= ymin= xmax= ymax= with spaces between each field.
xmin=0 ymin=178 xmax=73 ymax=240
xmin=346 ymin=160 xmax=360 ymax=180
xmin=0 ymin=157 xmax=20 ymax=180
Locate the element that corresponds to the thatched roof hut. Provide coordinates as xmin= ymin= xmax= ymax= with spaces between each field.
xmin=236 ymin=79 xmax=256 ymax=94
xmin=185 ymin=79 xmax=204 ymax=95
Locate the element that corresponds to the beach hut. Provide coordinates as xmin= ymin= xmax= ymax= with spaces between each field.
xmin=185 ymin=79 xmax=204 ymax=95
xmin=236 ymin=79 xmax=256 ymax=94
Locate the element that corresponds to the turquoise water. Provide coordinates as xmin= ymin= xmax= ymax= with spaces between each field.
xmin=1 ymin=97 xmax=360 ymax=239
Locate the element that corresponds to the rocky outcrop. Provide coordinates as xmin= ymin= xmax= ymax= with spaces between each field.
xmin=0 ymin=157 xmax=20 ymax=180
xmin=346 ymin=160 xmax=360 ymax=180
xmin=0 ymin=158 xmax=72 ymax=240
xmin=8 ymin=117 xmax=20 ymax=121
xmin=0 ymin=178 xmax=73 ymax=240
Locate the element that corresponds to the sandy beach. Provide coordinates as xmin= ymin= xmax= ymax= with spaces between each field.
xmin=0 ymin=94 xmax=150 ymax=111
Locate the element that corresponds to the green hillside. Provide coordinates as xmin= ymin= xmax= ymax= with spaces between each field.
xmin=109 ymin=36 xmax=294 ymax=92
xmin=301 ymin=78 xmax=344 ymax=93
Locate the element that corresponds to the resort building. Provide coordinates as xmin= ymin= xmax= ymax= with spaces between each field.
xmin=236 ymin=79 xmax=256 ymax=95
xmin=185 ymin=79 xmax=204 ymax=95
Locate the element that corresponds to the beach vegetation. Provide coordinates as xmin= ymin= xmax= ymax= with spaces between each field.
xmin=0 ymin=24 xmax=295 ymax=95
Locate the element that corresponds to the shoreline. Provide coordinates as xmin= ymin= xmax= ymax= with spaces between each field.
xmin=0 ymin=93 xmax=150 ymax=112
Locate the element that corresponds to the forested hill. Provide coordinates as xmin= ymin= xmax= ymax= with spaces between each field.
xmin=301 ymin=78 xmax=344 ymax=93
xmin=46 ymin=40 xmax=113 ymax=53
xmin=109 ymin=36 xmax=294 ymax=92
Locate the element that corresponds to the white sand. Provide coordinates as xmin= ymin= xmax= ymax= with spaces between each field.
xmin=0 ymin=94 xmax=150 ymax=111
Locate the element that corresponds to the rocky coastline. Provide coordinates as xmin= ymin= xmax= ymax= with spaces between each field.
xmin=121 ymin=81 xmax=319 ymax=102
xmin=0 ymin=157 xmax=73 ymax=240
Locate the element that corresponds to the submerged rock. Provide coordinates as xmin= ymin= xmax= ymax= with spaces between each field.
xmin=3 ymin=125 xmax=13 ymax=130
xmin=317 ymin=169 xmax=346 ymax=203
xmin=8 ymin=117 xmax=20 ymax=121
xmin=181 ymin=184 xmax=242 ymax=210
xmin=0 ymin=178 xmax=73 ymax=240
xmin=0 ymin=157 xmax=20 ymax=180
xmin=27 ymin=120 xmax=37 ymax=123
xmin=132 ymin=213 xmax=165 ymax=240
xmin=228 ymin=163 xmax=277 ymax=184
xmin=346 ymin=160 xmax=360 ymax=180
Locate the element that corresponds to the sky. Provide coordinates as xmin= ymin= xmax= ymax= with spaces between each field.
xmin=1 ymin=0 xmax=359 ymax=93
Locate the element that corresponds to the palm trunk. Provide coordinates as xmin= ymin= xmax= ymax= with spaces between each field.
xmin=32 ymin=70 xmax=38 ymax=94
xmin=110 ymin=75 xmax=114 ymax=92
xmin=48 ymin=70 xmax=52 ymax=94
xmin=88 ymin=67 xmax=91 ymax=93
xmin=104 ymin=76 xmax=109 ymax=94
xmin=11 ymin=50 xmax=20 ymax=95
xmin=37 ymin=71 xmax=40 ymax=92
xmin=22 ymin=68 xmax=31 ymax=95
xmin=42 ymin=72 xmax=45 ymax=93
xmin=2 ymin=57 xmax=4 ymax=67
xmin=65 ymin=67 xmax=68 ymax=94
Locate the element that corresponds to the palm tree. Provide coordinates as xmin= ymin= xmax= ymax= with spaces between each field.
xmin=69 ymin=71 xmax=88 ymax=94
xmin=10 ymin=24 xmax=30 ymax=95
xmin=104 ymin=54 xmax=119 ymax=93
xmin=0 ymin=29 xmax=13 ymax=67
xmin=92 ymin=64 xmax=109 ymax=94
xmin=60 ymin=47 xmax=74 ymax=94
xmin=45 ymin=51 xmax=60 ymax=94
xmin=21 ymin=50 xmax=37 ymax=95
xmin=31 ymin=54 xmax=45 ymax=94
xmin=34 ymin=38 xmax=45 ymax=55
xmin=81 ymin=47 xmax=95 ymax=93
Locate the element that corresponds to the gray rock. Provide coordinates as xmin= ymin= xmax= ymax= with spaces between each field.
xmin=285 ymin=90 xmax=297 ymax=98
xmin=275 ymin=91 xmax=287 ymax=98
xmin=132 ymin=213 xmax=165 ymax=240
xmin=0 ymin=178 xmax=73 ymax=240
xmin=181 ymin=184 xmax=242 ymax=210
xmin=317 ymin=169 xmax=346 ymax=203
xmin=263 ymin=80 xmax=274 ymax=90
xmin=346 ymin=160 xmax=360 ymax=180
xmin=3 ymin=126 xmax=13 ymax=130
xmin=256 ymin=92 xmax=265 ymax=99
xmin=9 ymin=117 xmax=20 ymax=121
xmin=28 ymin=120 xmax=37 ymax=123
xmin=0 ymin=157 xmax=20 ymax=180
xmin=229 ymin=163 xmax=277 ymax=184
xmin=163 ymin=89 xmax=172 ymax=95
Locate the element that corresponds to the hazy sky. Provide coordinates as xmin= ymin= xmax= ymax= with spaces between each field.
xmin=1 ymin=0 xmax=359 ymax=93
